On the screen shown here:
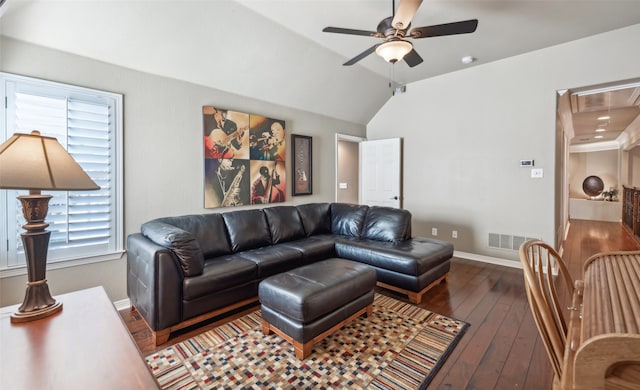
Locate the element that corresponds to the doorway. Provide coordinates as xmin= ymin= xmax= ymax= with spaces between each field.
xmin=335 ymin=134 xmax=365 ymax=203
xmin=556 ymin=78 xmax=640 ymax=248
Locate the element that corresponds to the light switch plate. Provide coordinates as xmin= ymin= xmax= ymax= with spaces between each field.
xmin=531 ymin=168 xmax=544 ymax=178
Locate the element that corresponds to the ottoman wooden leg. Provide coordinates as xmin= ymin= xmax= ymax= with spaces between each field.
xmin=294 ymin=340 xmax=313 ymax=360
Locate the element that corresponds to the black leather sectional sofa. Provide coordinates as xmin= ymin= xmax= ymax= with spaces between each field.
xmin=126 ymin=203 xmax=453 ymax=345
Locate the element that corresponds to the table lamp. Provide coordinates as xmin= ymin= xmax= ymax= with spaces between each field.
xmin=0 ymin=130 xmax=100 ymax=323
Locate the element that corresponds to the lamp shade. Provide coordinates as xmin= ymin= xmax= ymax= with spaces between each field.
xmin=375 ymin=40 xmax=413 ymax=63
xmin=0 ymin=130 xmax=99 ymax=191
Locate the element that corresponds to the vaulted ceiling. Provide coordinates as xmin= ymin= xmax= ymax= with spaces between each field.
xmin=1 ymin=0 xmax=640 ymax=128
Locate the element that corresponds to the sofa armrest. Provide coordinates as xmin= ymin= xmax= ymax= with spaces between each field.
xmin=126 ymin=233 xmax=183 ymax=331
xmin=141 ymin=221 xmax=204 ymax=276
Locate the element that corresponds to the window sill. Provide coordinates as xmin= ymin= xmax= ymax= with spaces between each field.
xmin=0 ymin=251 xmax=126 ymax=279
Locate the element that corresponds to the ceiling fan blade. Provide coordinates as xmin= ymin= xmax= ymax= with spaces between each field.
xmin=323 ymin=27 xmax=380 ymax=37
xmin=391 ymin=0 xmax=423 ymax=30
xmin=410 ymin=19 xmax=478 ymax=38
xmin=344 ymin=44 xmax=380 ymax=66
xmin=403 ymin=49 xmax=423 ymax=67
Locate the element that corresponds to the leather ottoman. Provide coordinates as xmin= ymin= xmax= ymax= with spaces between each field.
xmin=259 ymin=258 xmax=376 ymax=359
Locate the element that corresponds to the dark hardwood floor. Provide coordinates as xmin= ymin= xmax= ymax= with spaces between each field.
xmin=120 ymin=219 xmax=640 ymax=389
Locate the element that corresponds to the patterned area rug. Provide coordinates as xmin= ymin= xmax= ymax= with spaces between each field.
xmin=146 ymin=294 xmax=468 ymax=389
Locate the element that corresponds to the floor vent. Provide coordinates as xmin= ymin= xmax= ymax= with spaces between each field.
xmin=489 ymin=233 xmax=537 ymax=251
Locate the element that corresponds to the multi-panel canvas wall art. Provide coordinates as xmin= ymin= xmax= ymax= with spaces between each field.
xmin=203 ymin=106 xmax=286 ymax=208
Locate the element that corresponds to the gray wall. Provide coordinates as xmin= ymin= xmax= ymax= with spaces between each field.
xmin=367 ymin=24 xmax=640 ymax=263
xmin=0 ymin=36 xmax=365 ymax=306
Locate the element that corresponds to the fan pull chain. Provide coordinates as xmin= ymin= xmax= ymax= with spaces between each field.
xmin=389 ymin=62 xmax=398 ymax=95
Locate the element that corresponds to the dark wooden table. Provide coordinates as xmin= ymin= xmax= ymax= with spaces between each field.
xmin=0 ymin=286 xmax=158 ymax=389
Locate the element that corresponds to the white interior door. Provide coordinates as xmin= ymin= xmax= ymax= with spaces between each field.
xmin=360 ymin=138 xmax=402 ymax=208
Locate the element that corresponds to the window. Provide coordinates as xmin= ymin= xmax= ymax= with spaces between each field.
xmin=1 ymin=73 xmax=123 ymax=276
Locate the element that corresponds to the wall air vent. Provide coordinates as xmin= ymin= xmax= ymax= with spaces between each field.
xmin=500 ymin=234 xmax=512 ymax=250
xmin=488 ymin=233 xmax=538 ymax=251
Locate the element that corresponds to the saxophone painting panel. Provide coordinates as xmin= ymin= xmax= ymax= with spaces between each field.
xmin=203 ymin=105 xmax=286 ymax=208
xmin=204 ymin=158 xmax=250 ymax=208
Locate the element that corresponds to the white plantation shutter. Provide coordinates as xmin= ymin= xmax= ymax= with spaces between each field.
xmin=1 ymin=73 xmax=122 ymax=270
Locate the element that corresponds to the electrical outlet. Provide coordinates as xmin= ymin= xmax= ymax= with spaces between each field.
xmin=432 ymin=228 xmax=438 ymax=236
xmin=452 ymin=230 xmax=458 ymax=239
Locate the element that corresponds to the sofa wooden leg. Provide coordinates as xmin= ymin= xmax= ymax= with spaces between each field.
xmin=377 ymin=273 xmax=449 ymax=304
xmin=262 ymin=320 xmax=273 ymax=335
xmin=153 ymin=329 xmax=171 ymax=346
xmin=407 ymin=292 xmax=420 ymax=304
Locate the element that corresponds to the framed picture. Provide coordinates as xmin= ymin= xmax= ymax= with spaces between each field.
xmin=291 ymin=134 xmax=312 ymax=196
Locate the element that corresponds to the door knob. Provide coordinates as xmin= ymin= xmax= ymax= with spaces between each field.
xmin=390 ymin=196 xmax=398 ymax=200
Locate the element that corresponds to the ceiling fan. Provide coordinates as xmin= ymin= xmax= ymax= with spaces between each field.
xmin=322 ymin=0 xmax=478 ymax=67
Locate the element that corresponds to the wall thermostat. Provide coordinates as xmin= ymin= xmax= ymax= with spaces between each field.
xmin=520 ymin=159 xmax=534 ymax=167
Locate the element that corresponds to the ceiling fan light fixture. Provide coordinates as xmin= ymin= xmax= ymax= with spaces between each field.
xmin=376 ymin=40 xmax=413 ymax=63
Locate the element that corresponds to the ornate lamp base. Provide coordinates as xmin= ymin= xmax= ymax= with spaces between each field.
xmin=10 ymin=193 xmax=63 ymax=323
xmin=11 ymin=298 xmax=62 ymax=323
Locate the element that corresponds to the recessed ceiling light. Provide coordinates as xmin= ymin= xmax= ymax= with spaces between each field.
xmin=461 ymin=56 xmax=476 ymax=64
xmin=595 ymin=128 xmax=606 ymax=132
xmin=597 ymin=115 xmax=610 ymax=120
xmin=594 ymin=135 xmax=604 ymax=139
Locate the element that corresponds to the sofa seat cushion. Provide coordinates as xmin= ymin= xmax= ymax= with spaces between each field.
xmin=335 ymin=236 xmax=453 ymax=276
xmin=238 ymin=245 xmax=304 ymax=278
xmin=183 ymin=255 xmax=257 ymax=300
xmin=279 ymin=237 xmax=336 ymax=263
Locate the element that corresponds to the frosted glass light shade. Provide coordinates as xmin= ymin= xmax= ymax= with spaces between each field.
xmin=376 ymin=40 xmax=413 ymax=63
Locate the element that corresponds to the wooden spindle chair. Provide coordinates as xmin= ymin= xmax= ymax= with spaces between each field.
xmin=519 ymin=239 xmax=577 ymax=389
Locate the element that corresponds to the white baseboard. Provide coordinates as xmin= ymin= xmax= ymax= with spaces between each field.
xmin=114 ymin=298 xmax=131 ymax=311
xmin=454 ymin=251 xmax=522 ymax=269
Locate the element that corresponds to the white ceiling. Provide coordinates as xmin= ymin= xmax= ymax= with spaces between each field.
xmin=1 ymin=0 xmax=640 ymax=128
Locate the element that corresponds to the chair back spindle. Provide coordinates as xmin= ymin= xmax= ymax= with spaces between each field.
xmin=520 ymin=240 xmax=575 ymax=383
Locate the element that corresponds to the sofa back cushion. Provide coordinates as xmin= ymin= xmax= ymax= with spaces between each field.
xmin=361 ymin=206 xmax=412 ymax=242
xmin=141 ymin=221 xmax=204 ymax=277
xmin=222 ymin=209 xmax=272 ymax=252
xmin=159 ymin=214 xmax=232 ymax=258
xmin=330 ymin=203 xmax=368 ymax=237
xmin=296 ymin=203 xmax=331 ymax=236
xmin=263 ymin=206 xmax=306 ymax=244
